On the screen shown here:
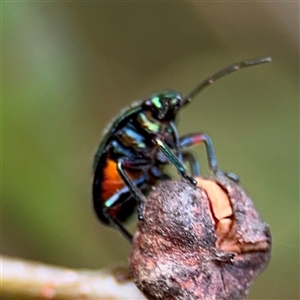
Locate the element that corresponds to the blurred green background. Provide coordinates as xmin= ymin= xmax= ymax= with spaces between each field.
xmin=2 ymin=2 xmax=299 ymax=299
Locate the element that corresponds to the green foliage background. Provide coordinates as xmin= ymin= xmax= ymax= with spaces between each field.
xmin=2 ymin=2 xmax=299 ymax=299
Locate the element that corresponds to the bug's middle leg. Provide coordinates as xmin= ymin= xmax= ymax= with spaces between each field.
xmin=117 ymin=158 xmax=151 ymax=221
xmin=103 ymin=175 xmax=147 ymax=243
xmin=179 ymin=132 xmax=239 ymax=182
xmin=182 ymin=151 xmax=200 ymax=177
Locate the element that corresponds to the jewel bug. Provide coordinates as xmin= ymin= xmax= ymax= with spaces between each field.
xmin=92 ymin=57 xmax=271 ymax=242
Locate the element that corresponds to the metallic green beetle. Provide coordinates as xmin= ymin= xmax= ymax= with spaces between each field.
xmin=92 ymin=57 xmax=271 ymax=242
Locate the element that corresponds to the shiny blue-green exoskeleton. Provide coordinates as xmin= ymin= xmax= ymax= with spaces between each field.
xmin=92 ymin=57 xmax=271 ymax=242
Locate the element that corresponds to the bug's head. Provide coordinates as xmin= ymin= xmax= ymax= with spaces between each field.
xmin=142 ymin=57 xmax=271 ymax=121
xmin=143 ymin=91 xmax=184 ymax=121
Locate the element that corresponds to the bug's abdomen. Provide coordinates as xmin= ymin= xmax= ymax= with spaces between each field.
xmin=93 ymin=156 xmax=142 ymax=224
xmin=101 ymin=158 xmax=125 ymax=201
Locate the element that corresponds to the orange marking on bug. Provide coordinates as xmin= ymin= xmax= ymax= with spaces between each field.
xmin=101 ymin=158 xmax=141 ymax=201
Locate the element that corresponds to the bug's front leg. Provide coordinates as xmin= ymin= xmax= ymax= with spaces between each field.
xmin=179 ymin=132 xmax=239 ymax=182
xmin=153 ymin=137 xmax=197 ymax=186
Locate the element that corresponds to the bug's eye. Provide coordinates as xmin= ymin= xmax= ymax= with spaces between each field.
xmin=143 ymin=99 xmax=153 ymax=108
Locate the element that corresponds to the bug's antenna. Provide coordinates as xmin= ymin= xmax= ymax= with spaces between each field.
xmin=183 ymin=57 xmax=272 ymax=105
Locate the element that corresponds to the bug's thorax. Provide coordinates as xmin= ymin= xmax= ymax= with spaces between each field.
xmin=113 ymin=110 xmax=176 ymax=150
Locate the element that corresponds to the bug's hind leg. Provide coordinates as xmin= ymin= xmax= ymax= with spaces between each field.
xmin=180 ymin=132 xmax=239 ymax=182
xmin=106 ymin=216 xmax=133 ymax=243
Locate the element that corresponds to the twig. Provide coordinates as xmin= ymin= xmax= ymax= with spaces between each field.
xmin=1 ymin=255 xmax=146 ymax=299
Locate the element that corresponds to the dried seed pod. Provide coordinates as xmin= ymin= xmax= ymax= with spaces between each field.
xmin=129 ymin=177 xmax=271 ymax=300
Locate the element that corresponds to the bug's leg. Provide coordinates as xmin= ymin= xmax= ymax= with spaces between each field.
xmin=102 ymin=176 xmax=147 ymax=243
xmin=151 ymin=166 xmax=172 ymax=181
xmin=182 ymin=151 xmax=200 ymax=177
xmin=106 ymin=216 xmax=133 ymax=243
xmin=180 ymin=132 xmax=239 ymax=182
xmin=153 ymin=138 xmax=197 ymax=185
xmin=169 ymin=121 xmax=183 ymax=162
xmin=117 ymin=158 xmax=150 ymax=221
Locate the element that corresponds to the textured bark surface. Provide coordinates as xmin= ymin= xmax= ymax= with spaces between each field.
xmin=129 ymin=177 xmax=271 ymax=300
